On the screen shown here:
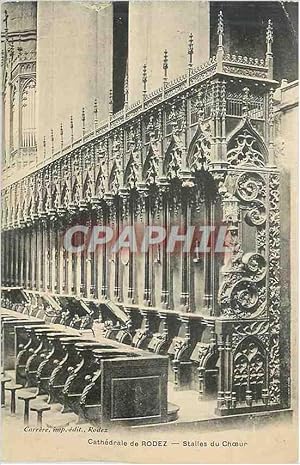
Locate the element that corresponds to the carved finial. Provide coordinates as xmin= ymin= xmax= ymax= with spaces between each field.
xmin=94 ymin=98 xmax=98 ymax=131
xmin=242 ymin=87 xmax=250 ymax=118
xmin=50 ymin=129 xmax=54 ymax=155
xmin=81 ymin=107 xmax=85 ymax=137
xmin=60 ymin=123 xmax=64 ymax=151
xmin=142 ymin=64 xmax=147 ymax=96
xmin=188 ymin=33 xmax=194 ymax=68
xmin=217 ymin=10 xmax=224 ymax=47
xmin=109 ymin=89 xmax=113 ymax=117
xmin=70 ymin=115 xmax=74 ymax=145
xmin=266 ymin=19 xmax=273 ymax=55
xmin=163 ymin=49 xmax=168 ymax=82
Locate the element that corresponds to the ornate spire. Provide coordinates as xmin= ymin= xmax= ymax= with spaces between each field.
xmin=163 ymin=49 xmax=168 ymax=83
xmin=50 ymin=129 xmax=54 ymax=155
xmin=266 ymin=19 xmax=273 ymax=56
xmin=188 ymin=33 xmax=194 ymax=69
xmin=142 ymin=64 xmax=147 ymax=96
xmin=70 ymin=115 xmax=74 ymax=146
xmin=124 ymin=66 xmax=128 ymax=108
xmin=60 ymin=123 xmax=64 ymax=152
xmin=94 ymin=98 xmax=98 ymax=132
xmin=217 ymin=10 xmax=224 ymax=48
xmin=109 ymin=89 xmax=113 ymax=117
xmin=265 ymin=19 xmax=274 ymax=79
xmin=43 ymin=136 xmax=46 ymax=159
xmin=81 ymin=107 xmax=85 ymax=138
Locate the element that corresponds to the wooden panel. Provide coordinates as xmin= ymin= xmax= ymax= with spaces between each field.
xmin=101 ymin=356 xmax=168 ymax=425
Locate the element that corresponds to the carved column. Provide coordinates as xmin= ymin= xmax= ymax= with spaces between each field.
xmin=14 ymin=229 xmax=20 ymax=286
xmin=24 ymin=228 xmax=30 ymax=288
xmin=180 ymin=190 xmax=191 ymax=311
xmin=101 ymin=203 xmax=108 ymax=299
xmin=30 ymin=225 xmax=34 ymax=289
xmin=7 ymin=230 xmax=11 ymax=286
xmin=85 ymin=214 xmax=92 ymax=299
xmin=66 ymin=231 xmax=73 ymax=295
xmin=19 ymin=229 xmax=24 ymax=287
xmin=42 ymin=220 xmax=50 ymax=292
xmin=114 ymin=197 xmax=121 ymax=301
xmin=31 ymin=226 xmax=36 ymax=290
xmin=1 ymin=232 xmax=5 ymax=286
xmin=36 ymin=222 xmax=42 ymax=291
xmin=216 ymin=335 xmax=226 ymax=410
xmin=95 ymin=207 xmax=103 ymax=299
xmin=11 ymin=230 xmax=16 ymax=286
xmin=57 ymin=225 xmax=64 ymax=294
xmin=143 ymin=195 xmax=151 ymax=305
xmin=128 ymin=196 xmax=135 ymax=303
xmin=161 ymin=189 xmax=169 ymax=308
xmin=50 ymin=223 xmax=56 ymax=293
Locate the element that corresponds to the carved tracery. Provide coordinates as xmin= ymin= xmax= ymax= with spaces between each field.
xmin=227 ymin=120 xmax=267 ymax=167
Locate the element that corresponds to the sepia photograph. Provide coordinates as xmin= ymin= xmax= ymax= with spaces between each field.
xmin=1 ymin=0 xmax=298 ymax=462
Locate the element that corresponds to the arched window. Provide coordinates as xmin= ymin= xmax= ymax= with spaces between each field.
xmin=21 ymin=80 xmax=36 ymax=148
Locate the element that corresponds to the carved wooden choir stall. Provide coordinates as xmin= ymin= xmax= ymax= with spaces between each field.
xmin=1 ymin=14 xmax=288 ymax=427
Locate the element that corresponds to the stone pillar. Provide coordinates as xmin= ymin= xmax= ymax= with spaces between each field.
xmin=128 ymin=1 xmax=210 ymax=102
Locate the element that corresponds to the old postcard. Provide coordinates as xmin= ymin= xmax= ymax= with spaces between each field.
xmin=1 ymin=0 xmax=298 ymax=463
